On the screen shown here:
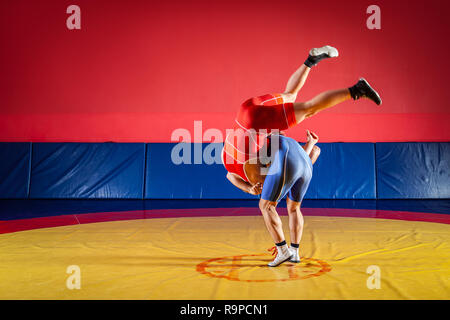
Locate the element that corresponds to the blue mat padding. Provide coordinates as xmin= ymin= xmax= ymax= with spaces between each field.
xmin=145 ymin=142 xmax=376 ymax=200
xmin=145 ymin=143 xmax=254 ymax=199
xmin=0 ymin=143 xmax=31 ymax=198
xmin=376 ymin=143 xmax=450 ymax=199
xmin=0 ymin=141 xmax=448 ymax=200
xmin=306 ymin=143 xmax=376 ymax=199
xmin=29 ymin=143 xmax=146 ymax=199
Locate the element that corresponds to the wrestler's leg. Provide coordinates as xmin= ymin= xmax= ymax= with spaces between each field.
xmin=292 ymin=79 xmax=382 ymax=123
xmin=259 ymin=138 xmax=289 ymax=244
xmin=293 ymin=88 xmax=352 ymax=122
xmin=286 ymin=164 xmax=312 ymax=263
xmin=259 ymin=199 xmax=285 ymax=244
xmin=282 ymin=45 xmax=339 ymax=102
xmin=259 ymin=199 xmax=293 ymax=267
xmin=283 ymin=64 xmax=310 ymax=100
xmin=245 ymin=43 xmax=341 ymax=131
xmin=286 ymin=197 xmax=304 ymax=247
xmin=286 ymin=197 xmax=304 ymax=264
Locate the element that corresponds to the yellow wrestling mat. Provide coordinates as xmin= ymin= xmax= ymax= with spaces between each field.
xmin=0 ymin=215 xmax=449 ymax=299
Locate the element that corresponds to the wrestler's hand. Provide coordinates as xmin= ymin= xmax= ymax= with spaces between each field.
xmin=248 ymin=182 xmax=262 ymax=195
xmin=306 ymin=130 xmax=319 ymax=145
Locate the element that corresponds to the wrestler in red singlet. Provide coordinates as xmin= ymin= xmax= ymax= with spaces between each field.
xmin=221 ymin=45 xmax=382 ymax=268
xmin=221 ymin=93 xmax=297 ymax=182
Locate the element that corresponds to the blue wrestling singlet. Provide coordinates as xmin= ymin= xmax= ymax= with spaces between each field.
xmin=261 ymin=134 xmax=313 ymax=203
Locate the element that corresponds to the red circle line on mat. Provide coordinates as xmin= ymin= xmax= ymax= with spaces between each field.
xmin=0 ymin=207 xmax=449 ymax=234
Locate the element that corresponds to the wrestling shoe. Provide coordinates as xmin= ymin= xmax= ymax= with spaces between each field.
xmin=268 ymin=246 xmax=293 ymax=267
xmin=305 ymin=45 xmax=339 ymax=67
xmin=349 ymin=78 xmax=382 ymax=106
xmin=310 ymin=45 xmax=339 ymax=59
xmin=289 ymin=247 xmax=301 ymax=263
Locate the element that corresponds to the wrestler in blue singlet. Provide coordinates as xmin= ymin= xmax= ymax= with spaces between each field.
xmin=261 ymin=134 xmax=313 ymax=203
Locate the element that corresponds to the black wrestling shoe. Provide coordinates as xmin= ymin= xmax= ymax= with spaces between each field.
xmin=349 ymin=78 xmax=382 ymax=106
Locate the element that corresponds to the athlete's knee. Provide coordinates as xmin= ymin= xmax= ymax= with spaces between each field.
xmin=259 ymin=199 xmax=277 ymax=213
xmin=259 ymin=200 xmax=282 ymax=225
xmin=281 ymin=92 xmax=297 ymax=103
xmin=286 ymin=199 xmax=301 ymax=214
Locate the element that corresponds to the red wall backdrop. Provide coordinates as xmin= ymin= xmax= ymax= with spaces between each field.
xmin=0 ymin=0 xmax=449 ymax=142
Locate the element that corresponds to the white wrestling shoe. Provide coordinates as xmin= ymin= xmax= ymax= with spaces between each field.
xmin=309 ymin=45 xmax=339 ymax=58
xmin=289 ymin=247 xmax=301 ymax=263
xmin=268 ymin=246 xmax=293 ymax=267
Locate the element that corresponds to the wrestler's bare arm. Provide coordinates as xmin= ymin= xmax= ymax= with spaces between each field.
xmin=302 ymin=130 xmax=321 ymax=165
xmin=226 ymin=172 xmax=262 ymax=195
xmin=302 ymin=130 xmax=318 ymax=155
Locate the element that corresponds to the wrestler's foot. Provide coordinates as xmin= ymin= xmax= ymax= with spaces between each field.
xmin=349 ymin=78 xmax=382 ymax=106
xmin=289 ymin=247 xmax=301 ymax=263
xmin=268 ymin=247 xmax=293 ymax=267
xmin=304 ymin=45 xmax=339 ymax=67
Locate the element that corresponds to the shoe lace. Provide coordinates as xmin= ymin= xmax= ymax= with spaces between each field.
xmin=268 ymin=246 xmax=278 ymax=257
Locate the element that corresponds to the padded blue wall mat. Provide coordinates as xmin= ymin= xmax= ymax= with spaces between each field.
xmin=145 ymin=142 xmax=375 ymax=199
xmin=376 ymin=142 xmax=450 ymax=199
xmin=305 ymin=143 xmax=376 ymax=199
xmin=145 ymin=143 xmax=254 ymax=199
xmin=30 ymin=143 xmax=145 ymax=199
xmin=0 ymin=143 xmax=31 ymax=199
